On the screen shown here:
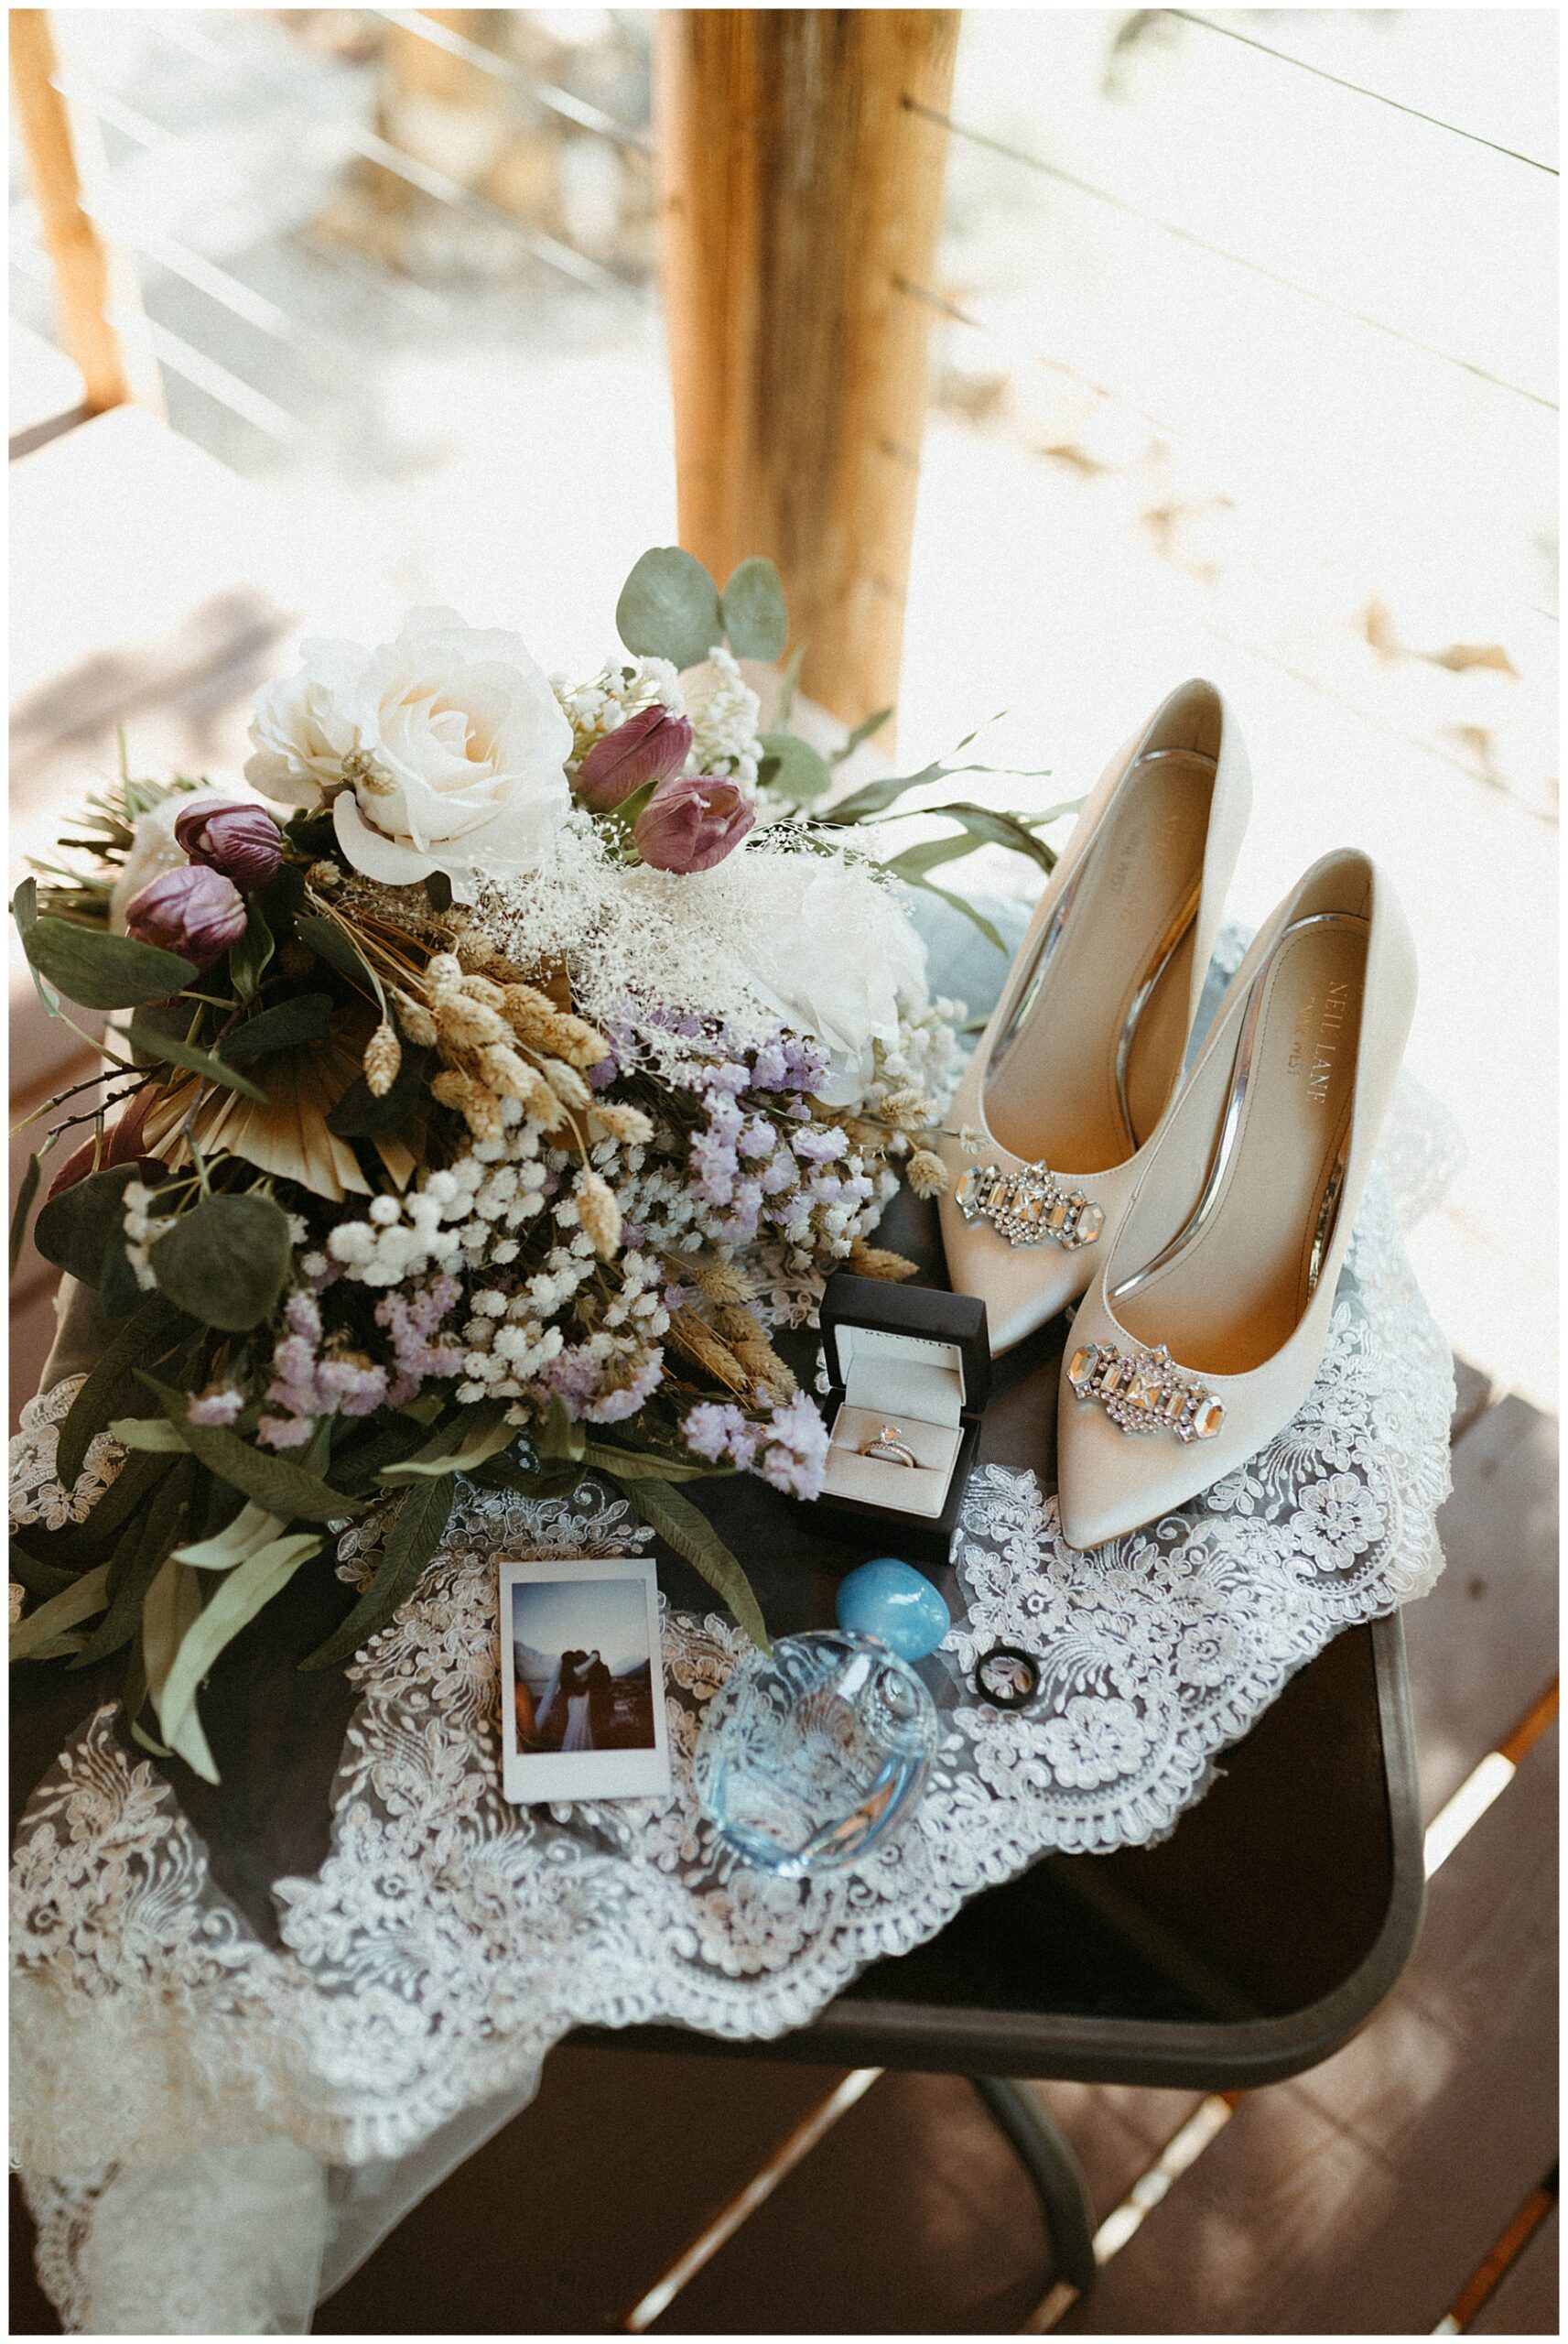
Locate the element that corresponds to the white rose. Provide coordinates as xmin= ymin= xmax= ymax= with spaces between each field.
xmin=244 ymin=608 xmax=573 ymax=898
xmin=728 ymin=851 xmax=928 ymax=1102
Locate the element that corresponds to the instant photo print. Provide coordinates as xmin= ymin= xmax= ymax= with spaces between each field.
xmin=499 ymin=1556 xmax=671 ymax=1804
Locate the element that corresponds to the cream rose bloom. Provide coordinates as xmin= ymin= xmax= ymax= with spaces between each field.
xmin=245 ymin=609 xmax=573 ymax=897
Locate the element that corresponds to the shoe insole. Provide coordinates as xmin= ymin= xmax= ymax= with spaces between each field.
xmin=983 ymin=752 xmax=1214 ymax=1172
xmin=1117 ymin=918 xmax=1367 ymax=1377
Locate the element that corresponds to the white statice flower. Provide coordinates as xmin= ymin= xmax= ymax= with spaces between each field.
xmin=245 ymin=608 xmax=573 ymax=900
xmin=679 ymin=646 xmax=762 ymax=791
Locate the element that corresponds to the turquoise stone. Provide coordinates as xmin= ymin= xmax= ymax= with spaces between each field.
xmin=835 ymin=1558 xmax=951 ymax=1663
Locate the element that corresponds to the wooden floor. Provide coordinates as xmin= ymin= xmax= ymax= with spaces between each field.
xmin=8 ymin=395 xmax=1558 ymax=2337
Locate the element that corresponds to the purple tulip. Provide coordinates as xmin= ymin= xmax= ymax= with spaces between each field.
xmin=174 ymin=798 xmax=284 ymax=887
xmin=633 ymin=774 xmax=756 ymax=874
xmin=575 ymin=708 xmax=693 ymax=812
xmin=125 ymin=863 xmax=248 ymax=972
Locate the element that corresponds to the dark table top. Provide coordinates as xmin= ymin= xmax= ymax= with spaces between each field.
xmin=11 ymin=1193 xmax=1424 ymax=2092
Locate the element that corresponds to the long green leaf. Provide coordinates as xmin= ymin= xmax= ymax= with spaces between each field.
xmin=138 ymin=1552 xmax=214 ymax=1776
xmin=581 ymin=1443 xmax=710 ymax=1483
xmin=379 ymin=1412 xmax=516 ymax=1481
xmin=830 ymin=705 xmax=894 ymax=766
xmin=55 ymin=1295 xmax=191 ymax=1490
xmin=173 ymin=1498 xmax=286 ymax=1571
xmin=222 ymin=992 xmax=333 ymax=1066
xmin=11 ymin=1563 xmax=111 ymax=1661
xmin=898 ymin=799 xmax=1059 ymax=875
xmin=10 ymin=1151 xmax=40 ymax=1275
xmin=139 ymin=1376 xmax=366 ymax=1521
xmin=902 ymin=874 xmax=1007 ymax=954
xmin=881 ymin=831 xmax=990 ymax=882
xmin=125 ymin=1018 xmax=267 ymax=1101
xmin=300 ymin=1476 xmax=455 ymax=1671
xmin=293 ymin=913 xmax=385 ymax=1011
xmin=156 ymin=1533 xmax=320 ymax=1764
xmin=612 ymin=1478 xmax=770 ymax=1652
xmin=70 ymin=1464 xmax=192 ymax=1669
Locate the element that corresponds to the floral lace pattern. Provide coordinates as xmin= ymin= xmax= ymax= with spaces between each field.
xmin=11 ymin=1086 xmax=1456 ymax=2332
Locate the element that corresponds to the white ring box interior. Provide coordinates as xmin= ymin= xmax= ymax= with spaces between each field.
xmin=824 ymin=1325 xmax=967 ymax=1522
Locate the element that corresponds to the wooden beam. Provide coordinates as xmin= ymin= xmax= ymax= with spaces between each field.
xmin=8 ymin=9 xmax=131 ymax=413
xmin=656 ymin=9 xmax=958 ymax=730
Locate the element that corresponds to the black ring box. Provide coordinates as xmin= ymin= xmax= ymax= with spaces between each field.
xmin=815 ymin=1270 xmax=992 ymax=1566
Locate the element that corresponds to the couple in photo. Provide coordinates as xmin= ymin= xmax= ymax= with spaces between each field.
xmin=534 ymin=1648 xmax=614 ymax=1753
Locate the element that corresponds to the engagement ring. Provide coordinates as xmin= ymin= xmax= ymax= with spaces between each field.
xmin=862 ymin=1424 xmax=917 ymax=1467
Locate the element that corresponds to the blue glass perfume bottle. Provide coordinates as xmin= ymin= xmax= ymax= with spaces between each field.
xmin=693 ymin=1629 xmax=938 ymax=1877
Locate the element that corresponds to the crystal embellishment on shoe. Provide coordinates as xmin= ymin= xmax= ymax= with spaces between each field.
xmin=1065 ymin=1340 xmax=1224 ymax=1442
xmin=955 ymin=1159 xmax=1105 ymax=1251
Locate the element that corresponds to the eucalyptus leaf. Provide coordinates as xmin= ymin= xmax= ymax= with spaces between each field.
xmin=223 ymin=993 xmax=334 ymax=1066
xmin=613 ymin=1478 xmax=770 ymax=1652
xmin=300 ymin=1475 xmax=455 ymax=1671
xmin=10 ymin=1151 xmax=40 ymax=1275
xmin=24 ymin=917 xmax=196 ymax=1010
xmin=149 ymin=1192 xmax=292 ymax=1331
xmin=125 ymin=1018 xmax=268 ymax=1101
xmin=155 ymin=1532 xmax=319 ymax=1767
xmin=139 ymin=1376 xmax=365 ymax=1520
xmin=616 ymin=547 xmax=721 ymax=671
xmin=11 ymin=1562 xmax=111 ymax=1661
xmin=720 ymin=557 xmax=788 ymax=661
xmin=758 ymin=732 xmax=834 ymax=805
xmin=33 ymin=1164 xmax=144 ymax=1290
xmin=228 ymin=897 xmax=275 ymax=1001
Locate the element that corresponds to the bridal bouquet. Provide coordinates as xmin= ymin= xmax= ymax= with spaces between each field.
xmin=10 ymin=548 xmax=1061 ymax=1778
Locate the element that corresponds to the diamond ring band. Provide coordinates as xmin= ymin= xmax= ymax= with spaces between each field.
xmin=862 ymin=1424 xmax=918 ymax=1468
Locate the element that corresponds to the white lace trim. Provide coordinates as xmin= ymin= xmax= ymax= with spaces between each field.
xmin=11 ymin=1108 xmax=1455 ymax=2330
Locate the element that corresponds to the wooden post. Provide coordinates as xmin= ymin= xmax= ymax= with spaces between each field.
xmin=657 ymin=9 xmax=958 ymax=731
xmin=9 ymin=9 xmax=131 ymax=413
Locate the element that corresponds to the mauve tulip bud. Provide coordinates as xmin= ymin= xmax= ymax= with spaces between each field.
xmin=174 ymin=798 xmax=284 ymax=887
xmin=125 ymin=863 xmax=247 ymax=971
xmin=575 ymin=708 xmax=694 ymax=812
xmin=633 ymin=774 xmax=756 ymax=874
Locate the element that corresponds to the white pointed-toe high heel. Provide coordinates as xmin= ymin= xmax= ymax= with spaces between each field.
xmin=936 ymin=680 xmax=1250 ymax=1353
xmin=1056 ymin=849 xmax=1417 ymax=1552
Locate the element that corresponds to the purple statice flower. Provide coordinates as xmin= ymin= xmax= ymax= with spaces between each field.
xmin=587 ymin=1054 xmax=620 ymax=1092
xmin=256 ymin=1412 xmax=313 ymax=1450
xmin=690 ymin=1126 xmax=739 ymax=1207
xmin=536 ymin=1343 xmax=606 ymax=1416
xmin=314 ymin=1357 xmax=389 ymax=1417
xmin=759 ymin=1154 xmax=797 ymax=1197
xmin=376 ymin=1275 xmax=464 ymax=1405
xmin=187 ymin=1385 xmax=243 ymax=1427
xmin=683 ymin=1402 xmax=763 ymax=1469
xmin=792 ymin=1125 xmax=847 ymax=1164
xmin=755 ymin=1392 xmax=830 ymax=1501
xmin=750 ymin=1038 xmax=787 ymax=1091
xmin=738 ymin=1115 xmax=777 ymax=1161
